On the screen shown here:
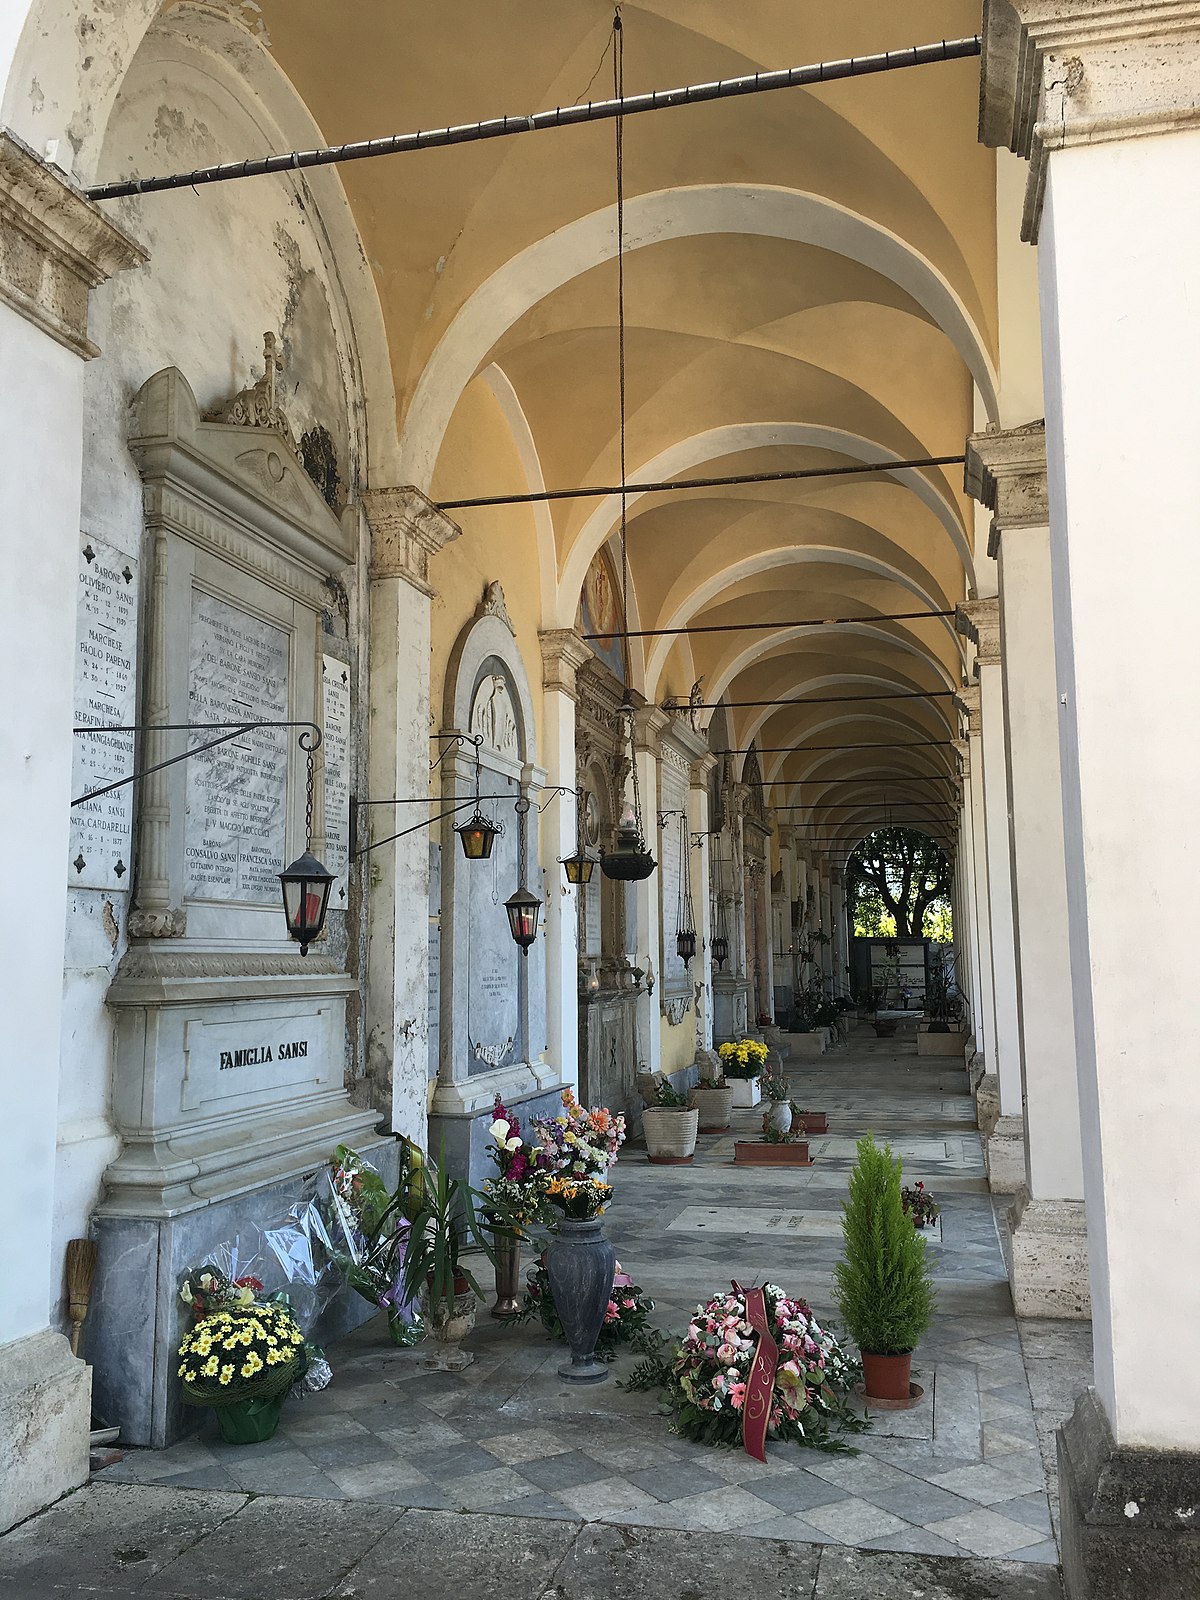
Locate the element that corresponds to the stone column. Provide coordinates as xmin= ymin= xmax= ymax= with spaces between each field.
xmin=690 ymin=753 xmax=717 ymax=1055
xmin=954 ymin=743 xmax=989 ymax=1080
xmin=957 ymin=653 xmax=1025 ymax=1192
xmin=982 ymin=4 xmax=1200 ymax=1588
xmin=539 ymin=630 xmax=594 ymax=1093
xmin=818 ymin=873 xmax=834 ymax=990
xmin=0 ymin=134 xmax=144 ymax=1533
xmin=831 ymin=868 xmax=850 ymax=994
xmin=632 ymin=706 xmax=668 ymax=1073
xmin=363 ymin=487 xmax=459 ymax=1143
xmin=967 ymin=424 xmax=1088 ymax=1318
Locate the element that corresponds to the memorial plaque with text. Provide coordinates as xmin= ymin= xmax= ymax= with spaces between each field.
xmin=69 ymin=535 xmax=139 ymax=890
xmin=185 ymin=590 xmax=290 ymax=902
xmin=321 ymin=654 xmax=351 ymax=908
xmin=466 ymin=816 xmax=519 ymax=1072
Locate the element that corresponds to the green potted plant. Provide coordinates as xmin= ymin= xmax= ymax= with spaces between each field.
xmin=399 ymin=1149 xmax=506 ymax=1370
xmin=641 ymin=1076 xmax=700 ymax=1163
xmin=834 ymin=1133 xmax=936 ymax=1402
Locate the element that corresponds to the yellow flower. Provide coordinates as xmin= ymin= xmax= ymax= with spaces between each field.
xmin=177 ymin=1363 xmax=187 ymax=1378
xmin=202 ymin=1356 xmax=219 ymax=1378
xmin=241 ymin=1352 xmax=264 ymax=1378
xmin=218 ymin=1364 xmax=235 ymax=1385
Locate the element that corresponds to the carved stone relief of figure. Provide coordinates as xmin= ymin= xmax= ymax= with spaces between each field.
xmin=470 ymin=672 xmax=519 ymax=759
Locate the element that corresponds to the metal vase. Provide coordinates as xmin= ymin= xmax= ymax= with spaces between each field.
xmin=546 ymin=1216 xmax=615 ymax=1383
xmin=491 ymin=1229 xmax=522 ymax=1319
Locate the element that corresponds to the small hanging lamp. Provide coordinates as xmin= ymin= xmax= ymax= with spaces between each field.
xmin=598 ymin=13 xmax=655 ymax=888
xmin=559 ymin=786 xmax=595 ymax=885
xmin=455 ymin=739 xmax=501 ymax=860
xmin=674 ymin=814 xmax=697 ymax=965
xmin=711 ymin=831 xmax=729 ymax=970
xmin=280 ymin=733 xmax=334 ymax=955
xmin=505 ymin=796 xmax=542 ymax=952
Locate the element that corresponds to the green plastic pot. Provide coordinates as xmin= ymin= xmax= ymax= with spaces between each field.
xmin=213 ymin=1390 xmax=288 ymax=1444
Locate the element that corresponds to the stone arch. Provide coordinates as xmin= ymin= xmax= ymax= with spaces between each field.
xmin=401 ymin=184 xmax=1001 ymax=488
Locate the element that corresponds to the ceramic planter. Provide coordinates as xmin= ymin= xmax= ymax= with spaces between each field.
xmin=546 ymin=1217 xmax=616 ymax=1383
xmin=861 ymin=1350 xmax=912 ymax=1402
xmin=690 ymin=1084 xmax=734 ymax=1131
xmin=420 ymin=1278 xmax=476 ymax=1370
xmin=728 ymin=1076 xmax=761 ymax=1108
xmin=765 ymin=1100 xmax=792 ymax=1136
xmin=642 ymin=1106 xmax=699 ymax=1163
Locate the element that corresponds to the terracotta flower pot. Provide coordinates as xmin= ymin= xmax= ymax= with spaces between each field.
xmin=861 ymin=1350 xmax=912 ymax=1401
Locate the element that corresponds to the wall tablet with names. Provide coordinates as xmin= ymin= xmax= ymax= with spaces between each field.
xmin=184 ymin=590 xmax=290 ymax=903
xmin=69 ymin=534 xmax=139 ymax=890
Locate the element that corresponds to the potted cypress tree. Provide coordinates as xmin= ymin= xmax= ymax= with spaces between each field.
xmin=834 ymin=1133 xmax=936 ymax=1401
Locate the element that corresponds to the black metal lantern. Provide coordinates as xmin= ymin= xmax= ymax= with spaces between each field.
xmin=505 ymin=885 xmax=542 ymax=950
xmin=560 ymin=786 xmax=595 ymax=884
xmin=673 ymin=814 xmax=697 ymax=967
xmin=280 ymin=731 xmax=334 ymax=955
xmin=506 ymin=796 xmax=542 ymax=953
xmin=600 ymin=798 xmax=657 ymax=882
xmin=455 ymin=810 xmax=500 ymax=860
xmin=279 ymin=850 xmax=334 ymax=956
xmin=711 ymin=934 xmax=729 ymax=970
xmin=455 ymin=740 xmax=499 ymax=859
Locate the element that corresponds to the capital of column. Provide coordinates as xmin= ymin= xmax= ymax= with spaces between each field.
xmin=689 ymin=750 xmax=718 ymax=789
xmin=632 ymin=703 xmax=670 ymax=756
xmin=539 ymin=629 xmax=594 ymax=697
xmin=0 ymin=131 xmax=146 ymax=359
xmin=952 ymin=736 xmax=972 ymax=777
xmin=955 ymin=684 xmax=984 ymax=736
xmin=363 ymin=486 xmax=460 ymax=594
xmin=981 ymin=0 xmax=1200 ymax=241
xmin=956 ymin=598 xmax=1002 ymax=667
xmin=965 ymin=423 xmax=1049 ymax=557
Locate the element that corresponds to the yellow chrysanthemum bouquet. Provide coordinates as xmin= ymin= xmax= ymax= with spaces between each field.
xmin=177 ymin=1301 xmax=306 ymax=1430
xmin=717 ymin=1038 xmax=769 ymax=1081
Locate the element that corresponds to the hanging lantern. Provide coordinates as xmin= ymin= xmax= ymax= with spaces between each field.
xmin=711 ymin=934 xmax=729 ymax=970
xmin=505 ymin=885 xmax=541 ymax=950
xmin=455 ymin=810 xmax=500 ymax=860
xmin=280 ymin=732 xmax=333 ymax=955
xmin=279 ymin=850 xmax=334 ymax=956
xmin=506 ymin=796 xmax=542 ymax=953
xmin=601 ymin=801 xmax=657 ymax=881
xmin=455 ymin=740 xmax=499 ymax=859
xmin=674 ymin=813 xmax=697 ymax=966
xmin=560 ymin=786 xmax=595 ymax=883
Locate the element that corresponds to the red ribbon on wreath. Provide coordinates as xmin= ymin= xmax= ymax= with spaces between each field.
xmin=734 ymin=1280 xmax=778 ymax=1462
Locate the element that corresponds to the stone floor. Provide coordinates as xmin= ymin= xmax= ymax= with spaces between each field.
xmin=80 ymin=1023 xmax=1093 ymax=1577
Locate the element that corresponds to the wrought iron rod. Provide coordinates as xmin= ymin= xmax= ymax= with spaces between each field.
xmin=586 ymin=609 xmax=955 ymax=641
xmin=71 ymin=721 xmax=321 ymax=807
xmin=86 ymin=38 xmax=981 ymax=202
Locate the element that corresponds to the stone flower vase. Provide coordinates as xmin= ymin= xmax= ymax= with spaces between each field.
xmin=546 ymin=1217 xmax=616 ymax=1383
xmin=420 ymin=1277 xmax=477 ymax=1372
xmin=490 ymin=1229 xmax=522 ymax=1319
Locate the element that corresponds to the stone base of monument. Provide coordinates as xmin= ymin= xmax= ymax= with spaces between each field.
xmin=1059 ymin=1387 xmax=1200 ymax=1599
xmin=429 ymin=1061 xmax=569 ymax=1192
xmin=89 ymin=1132 xmax=397 ymax=1449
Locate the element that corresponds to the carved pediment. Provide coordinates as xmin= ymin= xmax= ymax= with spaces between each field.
xmin=129 ymin=366 xmax=354 ymax=586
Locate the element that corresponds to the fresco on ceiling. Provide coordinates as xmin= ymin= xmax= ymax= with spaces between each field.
xmin=578 ymin=544 xmax=627 ymax=685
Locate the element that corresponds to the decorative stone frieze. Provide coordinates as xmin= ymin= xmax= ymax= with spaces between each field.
xmin=363 ymin=485 xmax=459 ymax=594
xmin=956 ymin=599 xmax=1002 ymax=666
xmin=0 ymin=131 xmax=145 ymax=359
xmin=539 ymin=629 xmax=593 ymax=696
xmin=955 ymin=684 xmax=984 ymax=735
xmin=980 ymin=0 xmax=1200 ymax=241
xmin=965 ymin=423 xmax=1050 ymax=558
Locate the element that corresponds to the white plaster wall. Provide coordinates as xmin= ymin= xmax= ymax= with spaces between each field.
xmin=979 ymin=667 xmax=1023 ymax=1119
xmin=0 ymin=300 xmax=84 ymax=1341
xmin=1040 ymin=131 xmax=1200 ymax=1451
xmin=46 ymin=27 xmax=379 ymax=1329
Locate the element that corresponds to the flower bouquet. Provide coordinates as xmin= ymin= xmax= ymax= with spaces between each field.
xmin=901 ymin=1180 xmax=940 ymax=1228
xmin=326 ymin=1141 xmax=424 ymax=1346
xmin=177 ymin=1301 xmax=307 ymax=1444
xmin=760 ymin=1069 xmax=790 ymax=1104
xmin=718 ymin=1039 xmax=769 ymax=1080
xmin=520 ymin=1258 xmax=655 ymax=1360
xmin=532 ymin=1089 xmax=626 ymax=1221
xmin=624 ymin=1283 xmax=864 ymax=1452
xmin=484 ymin=1097 xmax=550 ymax=1316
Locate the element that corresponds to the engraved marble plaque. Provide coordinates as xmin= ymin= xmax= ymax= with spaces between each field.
xmin=466 ymin=801 xmax=520 ymax=1073
xmin=69 ymin=535 xmax=138 ymax=889
xmin=181 ymin=1006 xmax=327 ymax=1114
xmin=184 ymin=590 xmax=290 ymax=903
xmin=321 ymin=654 xmax=351 ymax=907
